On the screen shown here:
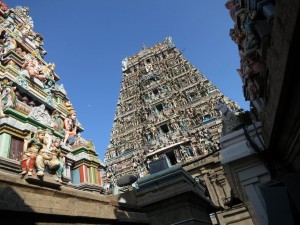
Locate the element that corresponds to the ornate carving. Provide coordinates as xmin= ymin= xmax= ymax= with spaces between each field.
xmin=15 ymin=74 xmax=29 ymax=90
xmin=28 ymin=104 xmax=53 ymax=127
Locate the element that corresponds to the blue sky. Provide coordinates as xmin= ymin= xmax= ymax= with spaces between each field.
xmin=4 ymin=0 xmax=249 ymax=160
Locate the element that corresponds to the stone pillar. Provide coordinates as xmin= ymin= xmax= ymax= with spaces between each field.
xmin=0 ymin=133 xmax=11 ymax=158
xmin=220 ymin=122 xmax=269 ymax=225
xmin=136 ymin=165 xmax=216 ymax=225
xmin=63 ymin=160 xmax=72 ymax=182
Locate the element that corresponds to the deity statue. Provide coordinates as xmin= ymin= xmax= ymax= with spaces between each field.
xmin=43 ymin=76 xmax=56 ymax=94
xmin=122 ymin=57 xmax=128 ymax=71
xmin=22 ymin=56 xmax=40 ymax=79
xmin=1 ymin=33 xmax=17 ymax=55
xmin=132 ymin=152 xmax=139 ymax=168
xmin=44 ymin=128 xmax=53 ymax=150
xmin=64 ymin=100 xmax=74 ymax=112
xmin=215 ymin=100 xmax=241 ymax=134
xmin=0 ymin=79 xmax=16 ymax=113
xmin=63 ymin=111 xmax=78 ymax=145
xmin=0 ymin=82 xmax=6 ymax=118
xmin=35 ymin=130 xmax=54 ymax=177
xmin=41 ymin=63 xmax=55 ymax=79
xmin=165 ymin=36 xmax=175 ymax=48
xmin=170 ymin=118 xmax=179 ymax=131
xmin=2 ymin=10 xmax=16 ymax=31
xmin=20 ymin=130 xmax=45 ymax=176
xmin=174 ymin=149 xmax=182 ymax=162
xmin=50 ymin=138 xmax=65 ymax=182
xmin=15 ymin=6 xmax=34 ymax=28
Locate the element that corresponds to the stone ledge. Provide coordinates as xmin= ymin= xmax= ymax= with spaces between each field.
xmin=0 ymin=171 xmax=149 ymax=224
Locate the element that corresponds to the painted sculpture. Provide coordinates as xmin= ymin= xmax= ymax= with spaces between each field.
xmin=0 ymin=2 xmax=103 ymax=187
xmin=20 ymin=130 xmax=45 ymax=176
xmin=63 ymin=111 xmax=78 ymax=145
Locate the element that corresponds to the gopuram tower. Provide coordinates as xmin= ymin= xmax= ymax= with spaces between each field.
xmin=104 ymin=37 xmax=243 ymax=212
xmin=0 ymin=2 xmax=103 ymax=188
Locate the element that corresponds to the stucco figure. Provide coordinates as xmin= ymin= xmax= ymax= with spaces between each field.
xmin=215 ymin=100 xmax=241 ymax=134
xmin=22 ymin=57 xmax=40 ymax=79
xmin=20 ymin=130 xmax=45 ymax=176
xmin=2 ymin=11 xmax=16 ymax=31
xmin=0 ymin=79 xmax=16 ymax=115
xmin=50 ymin=138 xmax=65 ymax=182
xmin=2 ymin=34 xmax=17 ymax=55
xmin=63 ymin=111 xmax=78 ymax=145
xmin=122 ymin=57 xmax=129 ymax=71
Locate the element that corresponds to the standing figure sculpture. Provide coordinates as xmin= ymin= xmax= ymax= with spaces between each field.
xmin=215 ymin=100 xmax=241 ymax=134
xmin=50 ymin=138 xmax=65 ymax=182
xmin=0 ymin=82 xmax=8 ymax=118
xmin=35 ymin=130 xmax=53 ymax=177
xmin=63 ymin=111 xmax=78 ymax=145
xmin=20 ymin=130 xmax=45 ymax=176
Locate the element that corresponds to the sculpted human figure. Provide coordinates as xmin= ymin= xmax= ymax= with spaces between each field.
xmin=2 ymin=11 xmax=16 ymax=31
xmin=174 ymin=149 xmax=182 ymax=162
xmin=2 ymin=81 xmax=17 ymax=109
xmin=20 ymin=130 xmax=45 ymax=176
xmin=22 ymin=56 xmax=39 ymax=79
xmin=122 ymin=57 xmax=128 ymax=71
xmin=49 ymin=138 xmax=65 ymax=182
xmin=0 ymin=82 xmax=8 ymax=118
xmin=63 ymin=111 xmax=78 ymax=145
xmin=2 ymin=34 xmax=17 ymax=55
xmin=43 ymin=76 xmax=56 ymax=94
xmin=35 ymin=130 xmax=53 ymax=177
xmin=215 ymin=100 xmax=241 ymax=134
xmin=41 ymin=63 xmax=55 ymax=79
xmin=170 ymin=118 xmax=179 ymax=131
xmin=64 ymin=100 xmax=74 ymax=112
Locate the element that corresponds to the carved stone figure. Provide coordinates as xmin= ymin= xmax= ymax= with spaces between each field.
xmin=122 ymin=57 xmax=128 ymax=71
xmin=215 ymin=100 xmax=241 ymax=134
xmin=0 ymin=80 xmax=16 ymax=118
xmin=51 ymin=110 xmax=64 ymax=134
xmin=63 ymin=111 xmax=78 ymax=145
xmin=2 ymin=11 xmax=16 ymax=31
xmin=22 ymin=57 xmax=40 ymax=79
xmin=35 ymin=131 xmax=54 ymax=177
xmin=2 ymin=34 xmax=17 ymax=55
xmin=50 ymin=138 xmax=65 ymax=182
xmin=43 ymin=76 xmax=56 ymax=94
xmin=1 ymin=79 xmax=16 ymax=110
xmin=0 ymin=82 xmax=6 ymax=118
xmin=170 ymin=118 xmax=179 ymax=131
xmin=165 ymin=36 xmax=175 ymax=48
xmin=64 ymin=100 xmax=74 ymax=112
xmin=41 ymin=63 xmax=55 ymax=79
xmin=28 ymin=104 xmax=52 ymax=127
xmin=15 ymin=6 xmax=34 ymax=28
xmin=20 ymin=130 xmax=45 ymax=176
xmin=174 ymin=149 xmax=182 ymax=162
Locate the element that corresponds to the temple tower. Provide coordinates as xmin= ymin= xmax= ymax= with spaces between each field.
xmin=0 ymin=2 xmax=103 ymax=188
xmin=104 ymin=36 xmax=238 ymax=200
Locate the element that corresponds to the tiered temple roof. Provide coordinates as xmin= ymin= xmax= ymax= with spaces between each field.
xmin=0 ymin=1 xmax=104 ymax=188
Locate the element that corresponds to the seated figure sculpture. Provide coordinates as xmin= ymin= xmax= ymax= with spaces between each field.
xmin=20 ymin=130 xmax=45 ymax=176
xmin=35 ymin=131 xmax=54 ymax=177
